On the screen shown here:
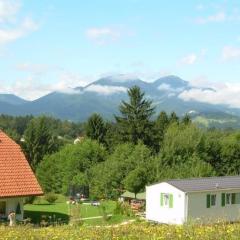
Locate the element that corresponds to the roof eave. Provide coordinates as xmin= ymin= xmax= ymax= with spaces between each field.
xmin=0 ymin=192 xmax=44 ymax=199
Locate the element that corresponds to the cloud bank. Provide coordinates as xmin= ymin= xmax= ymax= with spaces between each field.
xmin=85 ymin=84 xmax=127 ymax=95
xmin=179 ymin=82 xmax=240 ymax=108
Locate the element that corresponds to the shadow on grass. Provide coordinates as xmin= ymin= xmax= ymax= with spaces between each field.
xmin=24 ymin=210 xmax=69 ymax=224
xmin=31 ymin=203 xmax=53 ymax=206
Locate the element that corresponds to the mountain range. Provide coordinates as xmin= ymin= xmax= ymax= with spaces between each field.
xmin=1 ymin=75 xmax=240 ymax=128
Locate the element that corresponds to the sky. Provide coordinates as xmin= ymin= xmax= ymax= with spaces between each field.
xmin=0 ymin=0 xmax=240 ymax=105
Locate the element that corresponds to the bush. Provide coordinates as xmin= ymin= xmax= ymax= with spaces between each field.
xmin=44 ymin=193 xmax=58 ymax=204
xmin=98 ymin=202 xmax=111 ymax=221
xmin=69 ymin=204 xmax=83 ymax=226
xmin=114 ymin=201 xmax=134 ymax=216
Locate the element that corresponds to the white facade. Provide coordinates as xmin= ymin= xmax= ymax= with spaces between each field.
xmin=0 ymin=197 xmax=24 ymax=221
xmin=146 ymin=182 xmax=240 ymax=224
xmin=146 ymin=182 xmax=186 ymax=224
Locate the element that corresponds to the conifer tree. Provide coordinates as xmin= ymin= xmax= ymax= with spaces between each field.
xmin=85 ymin=113 xmax=106 ymax=144
xmin=115 ymin=86 xmax=155 ymax=145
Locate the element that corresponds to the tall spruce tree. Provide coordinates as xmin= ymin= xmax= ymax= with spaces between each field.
xmin=115 ymin=86 xmax=155 ymax=145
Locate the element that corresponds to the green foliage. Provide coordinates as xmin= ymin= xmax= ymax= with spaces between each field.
xmin=3 ymin=86 xmax=240 ymax=203
xmin=98 ymin=202 xmax=111 ymax=221
xmin=89 ymin=142 xmax=153 ymax=199
xmin=155 ymin=155 xmax=215 ymax=181
xmin=85 ymin=113 xmax=106 ymax=144
xmin=124 ymin=167 xmax=148 ymax=197
xmin=160 ymin=123 xmax=204 ymax=166
xmin=37 ymin=139 xmax=107 ymax=194
xmin=23 ymin=116 xmax=61 ymax=170
xmin=115 ymin=86 xmax=155 ymax=145
xmin=44 ymin=193 xmax=58 ymax=204
xmin=182 ymin=114 xmax=192 ymax=125
xmin=114 ymin=201 xmax=133 ymax=216
xmin=154 ymin=111 xmax=170 ymax=151
xmin=69 ymin=204 xmax=83 ymax=226
xmin=219 ymin=133 xmax=240 ymax=175
xmin=169 ymin=111 xmax=179 ymax=124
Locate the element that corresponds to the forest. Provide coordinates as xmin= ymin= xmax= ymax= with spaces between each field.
xmin=1 ymin=86 xmax=240 ymax=199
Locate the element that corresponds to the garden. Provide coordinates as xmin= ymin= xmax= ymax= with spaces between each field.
xmin=23 ymin=194 xmax=134 ymax=226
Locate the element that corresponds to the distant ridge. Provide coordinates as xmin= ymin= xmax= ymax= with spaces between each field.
xmin=0 ymin=75 xmax=239 ymax=128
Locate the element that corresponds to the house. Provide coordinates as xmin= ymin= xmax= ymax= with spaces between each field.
xmin=0 ymin=131 xmax=43 ymax=221
xmin=146 ymin=176 xmax=240 ymax=225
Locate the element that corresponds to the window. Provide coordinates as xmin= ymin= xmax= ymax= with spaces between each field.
xmin=211 ymin=194 xmax=216 ymax=206
xmin=206 ymin=194 xmax=216 ymax=208
xmin=163 ymin=194 xmax=170 ymax=207
xmin=225 ymin=193 xmax=237 ymax=205
xmin=222 ymin=193 xmax=240 ymax=206
xmin=160 ymin=193 xmax=173 ymax=208
xmin=226 ymin=193 xmax=231 ymax=205
xmin=0 ymin=201 xmax=6 ymax=215
xmin=236 ymin=193 xmax=240 ymax=204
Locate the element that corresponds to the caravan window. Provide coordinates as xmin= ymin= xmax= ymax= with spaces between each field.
xmin=210 ymin=194 xmax=216 ymax=206
xmin=163 ymin=194 xmax=170 ymax=207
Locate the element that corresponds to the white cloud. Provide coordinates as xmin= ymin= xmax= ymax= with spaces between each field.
xmin=180 ymin=54 xmax=197 ymax=65
xmin=179 ymin=83 xmax=240 ymax=108
xmin=101 ymin=73 xmax=138 ymax=82
xmin=157 ymin=83 xmax=172 ymax=91
xmin=222 ymin=46 xmax=240 ymax=61
xmin=0 ymin=0 xmax=20 ymax=23
xmin=2 ymin=65 xmax=92 ymax=100
xmin=85 ymin=84 xmax=127 ymax=95
xmin=86 ymin=26 xmax=130 ymax=45
xmin=158 ymin=83 xmax=184 ymax=93
xmin=0 ymin=1 xmax=38 ymax=46
xmin=195 ymin=12 xmax=226 ymax=24
xmin=0 ymin=19 xmax=38 ymax=45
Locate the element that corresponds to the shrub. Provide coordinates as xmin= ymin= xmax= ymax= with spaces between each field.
xmin=44 ymin=193 xmax=58 ymax=204
xmin=98 ymin=202 xmax=111 ymax=221
xmin=69 ymin=204 xmax=83 ymax=226
xmin=114 ymin=201 xmax=134 ymax=216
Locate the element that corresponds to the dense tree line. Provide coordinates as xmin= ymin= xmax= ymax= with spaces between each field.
xmin=1 ymin=86 xmax=240 ymax=199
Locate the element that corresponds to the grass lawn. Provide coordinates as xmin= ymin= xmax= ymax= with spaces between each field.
xmin=24 ymin=195 xmax=131 ymax=225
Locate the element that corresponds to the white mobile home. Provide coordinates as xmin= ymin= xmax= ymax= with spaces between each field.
xmin=146 ymin=176 xmax=240 ymax=224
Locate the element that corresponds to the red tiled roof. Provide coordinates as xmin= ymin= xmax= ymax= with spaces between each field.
xmin=0 ymin=131 xmax=43 ymax=198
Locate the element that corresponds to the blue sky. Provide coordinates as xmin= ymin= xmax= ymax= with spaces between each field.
xmin=0 ymin=0 xmax=240 ymax=102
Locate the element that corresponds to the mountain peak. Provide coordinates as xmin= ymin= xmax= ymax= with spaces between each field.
xmin=86 ymin=74 xmax=147 ymax=89
xmin=154 ymin=75 xmax=189 ymax=88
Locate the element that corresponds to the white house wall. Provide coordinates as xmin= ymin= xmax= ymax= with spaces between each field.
xmin=146 ymin=182 xmax=186 ymax=224
xmin=1 ymin=197 xmax=24 ymax=221
xmin=187 ymin=190 xmax=240 ymax=224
